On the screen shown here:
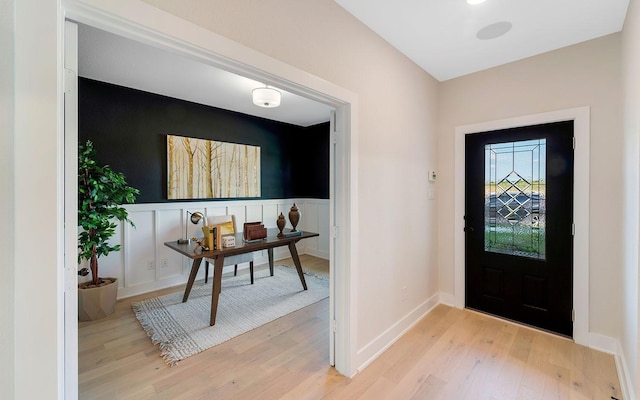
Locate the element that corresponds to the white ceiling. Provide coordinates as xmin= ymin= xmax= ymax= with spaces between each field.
xmin=78 ymin=23 xmax=334 ymax=127
xmin=335 ymin=0 xmax=630 ymax=81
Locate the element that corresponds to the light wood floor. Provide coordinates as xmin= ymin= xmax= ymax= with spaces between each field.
xmin=79 ymin=255 xmax=622 ymax=399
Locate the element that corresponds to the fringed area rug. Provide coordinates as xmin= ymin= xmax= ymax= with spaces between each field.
xmin=132 ymin=265 xmax=329 ymax=366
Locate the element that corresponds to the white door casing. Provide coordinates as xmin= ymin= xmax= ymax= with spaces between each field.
xmin=453 ymin=107 xmax=591 ymax=346
xmin=329 ymin=109 xmax=336 ymax=366
xmin=63 ymin=19 xmax=79 ymax=400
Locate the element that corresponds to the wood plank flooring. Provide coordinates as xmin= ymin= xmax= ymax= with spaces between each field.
xmin=78 ymin=255 xmax=622 ymax=399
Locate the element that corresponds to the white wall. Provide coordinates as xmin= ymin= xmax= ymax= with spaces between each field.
xmin=0 ymin=0 xmax=15 ymax=398
xmin=621 ymin=0 xmax=640 ymax=397
xmin=438 ymin=34 xmax=623 ymax=339
xmin=86 ymin=199 xmax=330 ymax=299
xmin=13 ymin=0 xmax=63 ymax=398
xmin=141 ymin=0 xmax=441 ymax=368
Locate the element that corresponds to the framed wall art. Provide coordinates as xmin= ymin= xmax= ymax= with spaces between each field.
xmin=167 ymin=134 xmax=261 ymax=199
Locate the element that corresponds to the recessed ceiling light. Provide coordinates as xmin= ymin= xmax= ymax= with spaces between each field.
xmin=467 ymin=0 xmax=486 ymax=5
xmin=476 ymin=21 xmax=512 ymax=40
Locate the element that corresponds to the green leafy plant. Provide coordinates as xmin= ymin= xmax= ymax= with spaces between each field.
xmin=78 ymin=140 xmax=139 ymax=287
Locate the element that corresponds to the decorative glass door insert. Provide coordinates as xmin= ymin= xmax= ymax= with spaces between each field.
xmin=485 ymin=139 xmax=546 ymax=259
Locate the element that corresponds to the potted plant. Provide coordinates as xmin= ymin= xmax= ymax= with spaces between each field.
xmin=77 ymin=140 xmax=139 ymax=321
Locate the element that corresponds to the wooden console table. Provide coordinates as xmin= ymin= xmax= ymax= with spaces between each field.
xmin=164 ymin=228 xmax=319 ymax=326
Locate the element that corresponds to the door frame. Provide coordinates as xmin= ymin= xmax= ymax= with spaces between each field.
xmin=62 ymin=0 xmax=360 ymax=390
xmin=63 ymin=20 xmax=79 ymax=400
xmin=453 ymin=107 xmax=590 ymax=346
xmin=464 ymin=122 xmax=575 ymax=337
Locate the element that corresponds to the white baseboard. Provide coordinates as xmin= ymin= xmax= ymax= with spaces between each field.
xmin=439 ymin=292 xmax=458 ymax=308
xmin=587 ymin=331 xmax=618 ymax=355
xmin=355 ymin=293 xmax=440 ymax=373
xmin=586 ymin=332 xmax=634 ymax=399
xmin=305 ymin=248 xmax=330 ymax=260
xmin=117 ymin=275 xmax=195 ymax=299
xmin=250 ymin=250 xmax=327 ymax=268
xmin=615 ymin=340 xmax=637 ymax=400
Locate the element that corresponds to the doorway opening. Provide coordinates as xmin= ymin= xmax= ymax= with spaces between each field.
xmin=62 ymin=5 xmax=356 ymax=396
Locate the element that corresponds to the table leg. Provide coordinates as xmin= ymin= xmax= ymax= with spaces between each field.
xmin=268 ymin=248 xmax=274 ymax=276
xmin=209 ymin=256 xmax=225 ymax=326
xmin=182 ymin=258 xmax=203 ymax=302
xmin=288 ymin=241 xmax=307 ymax=290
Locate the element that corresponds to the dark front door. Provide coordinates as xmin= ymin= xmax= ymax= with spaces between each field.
xmin=465 ymin=121 xmax=574 ymax=337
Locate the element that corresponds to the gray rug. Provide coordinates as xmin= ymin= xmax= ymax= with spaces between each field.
xmin=132 ymin=265 xmax=329 ymax=366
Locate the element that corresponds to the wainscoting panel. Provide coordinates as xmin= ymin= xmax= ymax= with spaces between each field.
xmin=263 ymin=203 xmax=279 ymax=228
xmin=246 ymin=203 xmax=263 ymax=224
xmin=226 ymin=205 xmax=246 ymax=227
xmin=112 ymin=199 xmax=329 ymax=299
xmin=304 ymin=202 xmax=320 ymax=257
xmin=303 ymin=199 xmax=330 ymax=259
xmin=156 ymin=209 xmax=184 ymax=281
xmin=126 ymin=210 xmax=156 ymax=288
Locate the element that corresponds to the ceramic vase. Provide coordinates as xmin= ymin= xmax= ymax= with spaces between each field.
xmin=288 ymin=203 xmax=300 ymax=232
xmin=277 ymin=212 xmax=286 ymax=237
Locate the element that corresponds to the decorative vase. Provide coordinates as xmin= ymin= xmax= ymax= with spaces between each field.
xmin=288 ymin=203 xmax=300 ymax=232
xmin=277 ymin=212 xmax=286 ymax=237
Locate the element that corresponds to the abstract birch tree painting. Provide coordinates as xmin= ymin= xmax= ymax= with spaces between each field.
xmin=167 ymin=135 xmax=261 ymax=199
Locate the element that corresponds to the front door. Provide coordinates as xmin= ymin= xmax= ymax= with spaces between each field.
xmin=465 ymin=121 xmax=574 ymax=337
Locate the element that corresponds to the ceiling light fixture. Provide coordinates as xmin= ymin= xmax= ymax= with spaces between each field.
xmin=252 ymin=86 xmax=281 ymax=108
xmin=467 ymin=0 xmax=486 ymax=4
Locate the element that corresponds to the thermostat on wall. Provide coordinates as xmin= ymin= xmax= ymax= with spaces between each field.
xmin=429 ymin=170 xmax=437 ymax=182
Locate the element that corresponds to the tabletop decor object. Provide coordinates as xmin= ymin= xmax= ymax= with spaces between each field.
xmin=178 ymin=211 xmax=206 ymax=244
xmin=191 ymin=237 xmax=209 ymax=251
xmin=277 ymin=212 xmax=286 ymax=237
xmin=222 ymin=235 xmax=236 ymax=247
xmin=243 ymin=222 xmax=267 ymax=241
xmin=282 ymin=230 xmax=303 ymax=238
xmin=288 ymin=203 xmax=300 ymax=232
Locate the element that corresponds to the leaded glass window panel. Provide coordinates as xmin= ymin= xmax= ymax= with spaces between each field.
xmin=485 ymin=139 xmax=546 ymax=259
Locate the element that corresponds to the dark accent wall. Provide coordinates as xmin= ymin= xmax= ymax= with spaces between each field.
xmin=79 ymin=78 xmax=329 ymax=203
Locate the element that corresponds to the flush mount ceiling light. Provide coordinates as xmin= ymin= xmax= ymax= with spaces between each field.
xmin=467 ymin=0 xmax=486 ymax=4
xmin=252 ymin=86 xmax=281 ymax=108
xmin=477 ymin=21 xmax=513 ymax=40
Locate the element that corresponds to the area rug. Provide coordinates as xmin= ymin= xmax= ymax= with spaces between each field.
xmin=132 ymin=265 xmax=329 ymax=366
